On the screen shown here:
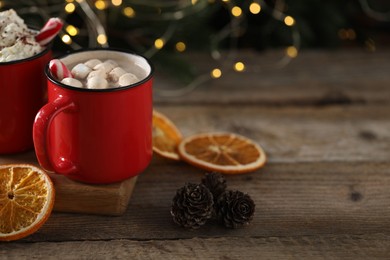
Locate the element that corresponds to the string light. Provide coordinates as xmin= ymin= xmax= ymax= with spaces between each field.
xmin=17 ymin=0 xmax=389 ymax=97
xmin=95 ymin=0 xmax=107 ymax=10
xmin=175 ymin=42 xmax=186 ymax=52
xmin=249 ymin=2 xmax=261 ymax=14
xmin=234 ymin=62 xmax=245 ymax=72
xmin=286 ymin=46 xmax=298 ymax=58
xmin=284 ymin=16 xmax=295 ymax=26
xmin=231 ymin=6 xmax=242 ymax=17
xmin=97 ymin=34 xmax=107 ymax=45
xmin=211 ymin=68 xmax=222 ymax=78
xmin=111 ymin=0 xmax=122 ymax=6
xmin=123 ymin=7 xmax=135 ymax=18
xmin=61 ymin=35 xmax=72 ymax=44
xmin=66 ymin=25 xmax=79 ymax=36
xmin=9 ymin=0 xmax=302 ymax=96
xmin=116 ymin=0 xmax=298 ymax=96
xmin=338 ymin=28 xmax=356 ymax=40
xmin=65 ymin=3 xmax=76 ymax=13
xmin=154 ymin=38 xmax=165 ymax=49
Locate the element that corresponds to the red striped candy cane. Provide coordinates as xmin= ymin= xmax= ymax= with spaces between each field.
xmin=49 ymin=59 xmax=73 ymax=81
xmin=35 ymin=18 xmax=63 ymax=46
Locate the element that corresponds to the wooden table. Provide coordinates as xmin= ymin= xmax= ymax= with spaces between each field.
xmin=2 ymin=50 xmax=390 ymax=259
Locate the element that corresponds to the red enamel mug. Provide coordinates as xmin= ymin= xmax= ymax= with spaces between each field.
xmin=33 ymin=49 xmax=153 ymax=184
xmin=0 ymin=47 xmax=51 ymax=154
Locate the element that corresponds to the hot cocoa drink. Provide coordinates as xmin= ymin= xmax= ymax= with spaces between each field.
xmin=0 ymin=10 xmax=61 ymax=154
xmin=34 ymin=49 xmax=153 ymax=184
xmin=51 ymin=50 xmax=151 ymax=89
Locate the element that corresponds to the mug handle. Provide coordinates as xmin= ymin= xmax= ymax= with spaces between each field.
xmin=33 ymin=96 xmax=78 ymax=176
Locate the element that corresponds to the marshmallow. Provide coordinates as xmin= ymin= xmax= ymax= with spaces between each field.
xmin=71 ymin=63 xmax=91 ymax=79
xmin=87 ymin=69 xmax=107 ymax=79
xmin=61 ymin=77 xmax=83 ymax=88
xmin=93 ymin=61 xmax=115 ymax=74
xmin=119 ymin=73 xmax=139 ymax=86
xmin=84 ymin=59 xmax=102 ymax=68
xmin=87 ymin=76 xmax=108 ymax=89
xmin=109 ymin=67 xmax=127 ymax=82
xmin=104 ymin=59 xmax=118 ymax=67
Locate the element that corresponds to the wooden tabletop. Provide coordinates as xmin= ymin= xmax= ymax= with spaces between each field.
xmin=2 ymin=50 xmax=390 ymax=259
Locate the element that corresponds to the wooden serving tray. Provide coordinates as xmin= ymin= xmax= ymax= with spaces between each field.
xmin=0 ymin=151 xmax=137 ymax=216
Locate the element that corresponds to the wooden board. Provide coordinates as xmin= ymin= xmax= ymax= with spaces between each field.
xmin=154 ymin=50 xmax=390 ymax=106
xmin=3 ymin=50 xmax=390 ymax=259
xmin=154 ymin=105 xmax=390 ymax=163
xmin=18 ymin=161 xmax=390 ymax=242
xmin=3 ymin=235 xmax=390 ymax=259
xmin=0 ymin=152 xmax=137 ymax=216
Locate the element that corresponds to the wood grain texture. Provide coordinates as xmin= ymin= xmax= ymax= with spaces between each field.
xmin=50 ymin=174 xmax=137 ymax=216
xmin=154 ymin=105 xmax=390 ymax=163
xmin=154 ymin=50 xmax=390 ymax=106
xmin=2 ymin=50 xmax=390 ymax=258
xmin=0 ymin=152 xmax=137 ymax=216
xmin=18 ymin=161 xmax=390 ymax=242
xmin=2 ymin=235 xmax=389 ymax=259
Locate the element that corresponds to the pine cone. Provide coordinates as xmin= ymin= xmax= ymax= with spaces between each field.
xmin=216 ymin=190 xmax=255 ymax=228
xmin=201 ymin=172 xmax=227 ymax=202
xmin=171 ymin=183 xmax=214 ymax=229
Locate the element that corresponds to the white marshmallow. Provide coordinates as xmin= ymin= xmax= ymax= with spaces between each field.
xmin=93 ymin=62 xmax=115 ymax=74
xmin=71 ymin=63 xmax=91 ymax=79
xmin=87 ymin=76 xmax=108 ymax=89
xmin=84 ymin=59 xmax=102 ymax=68
xmin=109 ymin=67 xmax=127 ymax=82
xmin=105 ymin=59 xmax=118 ymax=67
xmin=61 ymin=77 xmax=83 ymax=88
xmin=118 ymin=73 xmax=139 ymax=86
xmin=87 ymin=69 xmax=107 ymax=79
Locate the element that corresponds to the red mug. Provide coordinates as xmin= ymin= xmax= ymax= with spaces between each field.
xmin=33 ymin=49 xmax=153 ymax=184
xmin=0 ymin=47 xmax=51 ymax=154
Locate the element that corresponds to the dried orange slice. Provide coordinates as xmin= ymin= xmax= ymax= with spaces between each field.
xmin=153 ymin=110 xmax=183 ymax=161
xmin=0 ymin=164 xmax=55 ymax=241
xmin=178 ymin=133 xmax=266 ymax=174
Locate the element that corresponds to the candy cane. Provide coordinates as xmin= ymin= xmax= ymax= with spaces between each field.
xmin=35 ymin=18 xmax=63 ymax=46
xmin=49 ymin=59 xmax=73 ymax=81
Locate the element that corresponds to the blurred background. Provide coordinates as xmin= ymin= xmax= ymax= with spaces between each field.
xmin=1 ymin=0 xmax=389 ymax=94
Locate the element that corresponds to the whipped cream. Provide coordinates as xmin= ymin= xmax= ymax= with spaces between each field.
xmin=0 ymin=9 xmax=43 ymax=62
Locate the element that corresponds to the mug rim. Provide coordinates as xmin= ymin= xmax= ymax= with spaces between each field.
xmin=45 ymin=48 xmax=154 ymax=93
